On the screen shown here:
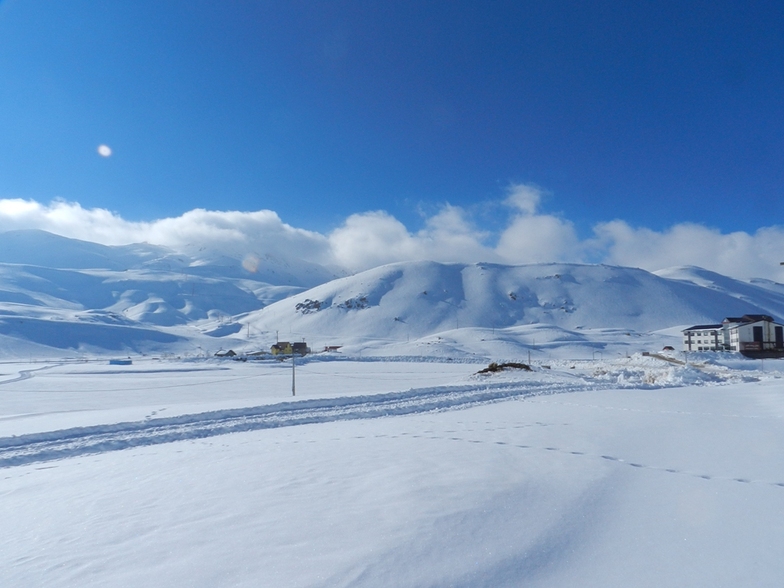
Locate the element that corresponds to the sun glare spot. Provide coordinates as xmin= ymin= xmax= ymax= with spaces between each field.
xmin=242 ymin=254 xmax=260 ymax=273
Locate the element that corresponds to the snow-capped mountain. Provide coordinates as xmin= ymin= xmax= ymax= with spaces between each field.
xmin=0 ymin=229 xmax=339 ymax=286
xmin=655 ymin=265 xmax=784 ymax=310
xmin=3 ymin=230 xmax=784 ymax=357
xmin=245 ymin=261 xmax=784 ymax=342
xmin=0 ymin=230 xmax=340 ymax=355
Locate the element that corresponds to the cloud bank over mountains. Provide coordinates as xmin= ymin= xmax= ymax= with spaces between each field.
xmin=1 ymin=185 xmax=782 ymax=281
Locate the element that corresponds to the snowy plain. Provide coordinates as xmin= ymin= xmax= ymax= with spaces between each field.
xmin=3 ymin=231 xmax=784 ymax=585
xmin=2 ymin=353 xmax=784 ymax=587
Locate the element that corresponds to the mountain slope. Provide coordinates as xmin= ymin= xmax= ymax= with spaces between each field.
xmin=245 ymin=261 xmax=784 ymax=344
xmin=4 ymin=230 xmax=784 ymax=358
xmin=0 ymin=229 xmax=338 ymax=286
xmin=655 ymin=266 xmax=784 ymax=314
xmin=0 ymin=230 xmax=169 ymax=271
xmin=0 ymin=230 xmax=341 ymax=354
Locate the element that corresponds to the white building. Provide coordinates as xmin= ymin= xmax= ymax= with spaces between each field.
xmin=683 ymin=314 xmax=784 ymax=356
xmin=682 ymin=323 xmax=724 ymax=351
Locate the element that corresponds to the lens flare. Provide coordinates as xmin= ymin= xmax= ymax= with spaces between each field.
xmin=242 ymin=254 xmax=260 ymax=273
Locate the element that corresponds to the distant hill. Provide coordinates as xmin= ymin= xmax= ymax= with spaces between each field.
xmin=3 ymin=231 xmax=784 ymax=358
xmin=655 ymin=265 xmax=784 ymax=312
xmin=0 ymin=229 xmax=170 ymax=270
xmin=0 ymin=230 xmax=340 ymax=355
xmin=0 ymin=229 xmax=339 ymax=286
xmin=245 ymin=261 xmax=784 ymax=342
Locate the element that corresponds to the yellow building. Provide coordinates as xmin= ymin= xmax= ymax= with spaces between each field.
xmin=271 ymin=342 xmax=310 ymax=356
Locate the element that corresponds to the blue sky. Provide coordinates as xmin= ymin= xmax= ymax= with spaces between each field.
xmin=1 ymin=0 xmax=784 ymax=278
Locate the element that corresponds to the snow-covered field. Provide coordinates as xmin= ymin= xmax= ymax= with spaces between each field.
xmin=3 ymin=231 xmax=784 ymax=585
xmin=3 ymin=354 xmax=784 ymax=586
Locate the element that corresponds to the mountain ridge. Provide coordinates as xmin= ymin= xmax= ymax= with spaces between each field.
xmin=244 ymin=260 xmax=784 ymax=343
xmin=2 ymin=230 xmax=784 ymax=357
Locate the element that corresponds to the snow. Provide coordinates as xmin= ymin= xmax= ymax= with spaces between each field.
xmin=3 ymin=230 xmax=784 ymax=585
xmin=245 ymin=261 xmax=784 ymax=357
xmin=4 ymin=232 xmax=784 ymax=360
xmin=0 ymin=229 xmax=344 ymax=356
xmin=2 ymin=355 xmax=784 ymax=586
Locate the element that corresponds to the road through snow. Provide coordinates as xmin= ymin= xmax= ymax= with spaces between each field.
xmin=0 ymin=379 xmax=609 ymax=468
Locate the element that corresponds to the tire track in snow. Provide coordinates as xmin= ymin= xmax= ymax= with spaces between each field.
xmin=0 ymin=380 xmax=603 ymax=469
xmin=0 ymin=364 xmax=59 ymax=386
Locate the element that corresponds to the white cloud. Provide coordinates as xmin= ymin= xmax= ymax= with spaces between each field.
xmin=0 ymin=198 xmax=330 ymax=265
xmin=593 ymin=220 xmax=784 ymax=280
xmin=1 ymin=194 xmax=784 ymax=281
xmin=496 ymin=214 xmax=581 ymax=264
xmin=0 ymin=198 xmax=41 ymax=218
xmin=412 ymin=205 xmax=496 ymax=263
xmin=0 ymin=198 xmax=136 ymax=243
xmin=327 ymin=207 xmax=495 ymax=272
xmin=495 ymin=183 xmax=581 ymax=263
xmin=505 ymin=183 xmax=543 ymax=215
xmin=328 ymin=211 xmax=419 ymax=270
xmin=142 ymin=208 xmax=329 ymax=264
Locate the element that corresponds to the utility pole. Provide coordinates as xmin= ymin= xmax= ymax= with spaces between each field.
xmin=291 ymin=354 xmax=296 ymax=396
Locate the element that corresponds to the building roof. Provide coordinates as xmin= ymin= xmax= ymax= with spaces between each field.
xmin=683 ymin=324 xmax=722 ymax=332
xmin=740 ymin=314 xmax=774 ymax=323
